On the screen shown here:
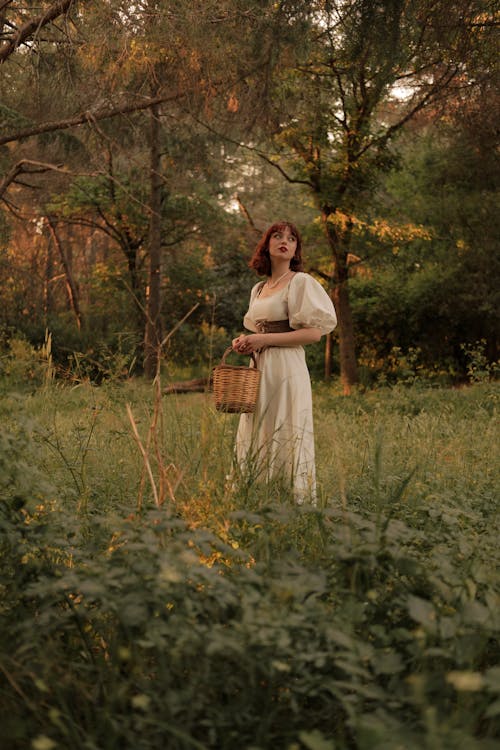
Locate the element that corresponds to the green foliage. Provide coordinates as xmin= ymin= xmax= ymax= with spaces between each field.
xmin=348 ymin=119 xmax=500 ymax=383
xmin=0 ymin=331 xmax=55 ymax=387
xmin=0 ymin=380 xmax=498 ymax=748
xmin=1 ymin=0 xmax=498 ymax=388
xmin=461 ymin=341 xmax=500 ymax=384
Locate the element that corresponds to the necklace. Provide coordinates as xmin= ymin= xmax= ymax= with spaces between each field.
xmin=266 ymin=270 xmax=290 ymax=289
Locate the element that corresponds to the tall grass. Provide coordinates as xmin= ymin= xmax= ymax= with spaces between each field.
xmin=0 ymin=378 xmax=498 ymax=749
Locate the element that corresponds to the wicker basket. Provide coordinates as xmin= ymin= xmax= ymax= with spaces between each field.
xmin=212 ymin=346 xmax=261 ymax=413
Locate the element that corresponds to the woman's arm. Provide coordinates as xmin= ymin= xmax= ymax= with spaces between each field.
xmin=232 ymin=328 xmax=322 ymax=354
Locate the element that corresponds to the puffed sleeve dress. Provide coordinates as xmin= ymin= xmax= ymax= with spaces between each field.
xmin=235 ymin=272 xmax=337 ymax=502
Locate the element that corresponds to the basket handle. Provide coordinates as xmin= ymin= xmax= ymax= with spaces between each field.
xmin=221 ymin=346 xmax=257 ymax=367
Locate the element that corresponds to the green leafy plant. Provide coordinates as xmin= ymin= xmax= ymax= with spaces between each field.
xmin=461 ymin=340 xmax=499 ymax=384
xmin=0 ymin=381 xmax=498 ymax=749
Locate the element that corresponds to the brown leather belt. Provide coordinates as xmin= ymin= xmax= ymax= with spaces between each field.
xmin=255 ymin=319 xmax=293 ymax=333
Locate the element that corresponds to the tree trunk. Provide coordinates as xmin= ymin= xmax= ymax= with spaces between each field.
xmin=44 ymin=230 xmax=54 ymax=323
xmin=143 ymin=102 xmax=163 ymax=379
xmin=324 ymin=331 xmax=332 ymax=381
xmin=333 ymin=279 xmax=358 ymax=395
xmin=322 ymin=209 xmax=358 ymax=394
xmin=46 ymin=216 xmax=83 ymax=330
xmin=124 ymin=240 xmax=146 ymax=329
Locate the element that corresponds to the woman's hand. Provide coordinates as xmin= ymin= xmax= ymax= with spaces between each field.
xmin=232 ymin=335 xmax=248 ymax=353
xmin=233 ymin=327 xmax=322 ymax=353
xmin=232 ymin=334 xmax=267 ymax=354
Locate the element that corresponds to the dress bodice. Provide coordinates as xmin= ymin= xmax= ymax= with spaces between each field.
xmin=244 ymin=284 xmax=288 ymax=331
xmin=243 ymin=273 xmax=337 ymax=335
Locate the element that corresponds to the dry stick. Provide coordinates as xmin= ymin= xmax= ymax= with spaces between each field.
xmin=134 ymin=302 xmax=200 ymax=510
xmin=144 ymin=373 xmax=173 ymax=507
xmin=126 ymin=403 xmax=159 ymax=510
xmin=152 ymin=302 xmax=201 ymax=505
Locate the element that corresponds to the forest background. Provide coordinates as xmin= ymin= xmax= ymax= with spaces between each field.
xmin=0 ymin=0 xmax=498 ymax=391
xmin=1 ymin=4 xmax=499 ymax=750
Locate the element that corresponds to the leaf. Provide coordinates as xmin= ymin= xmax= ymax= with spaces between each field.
xmin=32 ymin=737 xmax=57 ymax=750
xmin=131 ymin=694 xmax=151 ymax=711
xmin=484 ymin=667 xmax=500 ymax=692
xmin=461 ymin=601 xmax=491 ymax=626
xmin=439 ymin=616 xmax=458 ymax=639
xmin=485 ymin=699 xmax=500 ymax=718
xmin=407 ymin=595 xmax=436 ymax=631
xmin=371 ymin=650 xmax=404 ymax=675
xmin=119 ymin=602 xmax=149 ymax=627
xmin=446 ymin=671 xmax=484 ymax=692
xmin=299 ymin=730 xmax=335 ymax=750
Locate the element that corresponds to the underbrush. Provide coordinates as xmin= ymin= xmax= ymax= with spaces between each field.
xmin=0 ymin=381 xmax=498 ymax=749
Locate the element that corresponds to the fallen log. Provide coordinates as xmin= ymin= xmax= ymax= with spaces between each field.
xmin=164 ymin=377 xmax=211 ymax=394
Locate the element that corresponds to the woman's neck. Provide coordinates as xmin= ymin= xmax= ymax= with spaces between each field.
xmin=269 ymin=262 xmax=290 ymax=282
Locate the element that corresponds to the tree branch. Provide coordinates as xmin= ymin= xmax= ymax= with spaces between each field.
xmin=0 ymin=91 xmax=188 ymax=147
xmin=53 ymin=215 xmax=124 ymax=245
xmin=355 ymin=66 xmax=460 ymax=160
xmin=255 ymin=150 xmax=314 ymax=187
xmin=0 ymin=0 xmax=76 ymax=63
xmin=235 ymin=194 xmax=260 ymax=234
xmin=186 ymin=110 xmax=315 ymax=187
xmin=0 ymin=159 xmax=69 ymax=199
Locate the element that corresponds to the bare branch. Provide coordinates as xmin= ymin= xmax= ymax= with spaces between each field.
xmin=235 ymin=194 xmax=260 ymax=234
xmin=1 ymin=193 xmax=25 ymax=219
xmin=356 ymin=65 xmax=460 ymax=159
xmin=0 ymin=91 xmax=186 ymax=147
xmin=0 ymin=159 xmax=69 ymax=199
xmin=0 ymin=0 xmax=76 ymax=63
xmin=255 ymin=150 xmax=314 ymax=187
xmin=52 ymin=214 xmax=125 ymax=245
xmin=11 ymin=179 xmax=42 ymax=190
xmin=161 ymin=229 xmax=199 ymax=248
xmin=187 ymin=111 xmax=315 ymax=187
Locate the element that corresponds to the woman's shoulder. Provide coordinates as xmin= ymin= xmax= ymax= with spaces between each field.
xmin=290 ymin=271 xmax=307 ymax=283
xmin=290 ymin=271 xmax=320 ymax=288
xmin=289 ymin=272 xmax=332 ymax=303
xmin=253 ymin=278 xmax=266 ymax=291
xmin=249 ymin=279 xmax=266 ymax=298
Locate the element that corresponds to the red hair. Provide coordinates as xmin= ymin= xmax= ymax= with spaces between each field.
xmin=248 ymin=221 xmax=304 ymax=276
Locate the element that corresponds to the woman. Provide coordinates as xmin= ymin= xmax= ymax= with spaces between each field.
xmin=232 ymin=221 xmax=337 ymax=502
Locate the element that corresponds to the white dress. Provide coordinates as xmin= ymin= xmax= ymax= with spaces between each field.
xmin=236 ymin=272 xmax=337 ymax=502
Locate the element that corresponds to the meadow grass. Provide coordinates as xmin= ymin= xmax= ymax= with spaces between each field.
xmin=4 ymin=376 xmax=496 ymax=518
xmin=0 ymin=378 xmax=498 ymax=749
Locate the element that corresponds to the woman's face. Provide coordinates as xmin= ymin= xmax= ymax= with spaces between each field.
xmin=267 ymin=226 xmax=298 ymax=264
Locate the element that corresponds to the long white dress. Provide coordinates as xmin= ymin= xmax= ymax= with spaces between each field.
xmin=236 ymin=272 xmax=337 ymax=502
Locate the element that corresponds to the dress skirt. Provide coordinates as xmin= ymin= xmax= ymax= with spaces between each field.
xmin=235 ymin=344 xmax=316 ymax=502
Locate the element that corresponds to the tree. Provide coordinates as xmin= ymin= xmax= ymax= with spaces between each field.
xmin=1 ymin=1 xmax=315 ymax=376
xmin=372 ymin=121 xmax=499 ymax=373
xmin=234 ymin=0 xmax=497 ymax=392
xmin=0 ymin=4 xmax=238 ymax=363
